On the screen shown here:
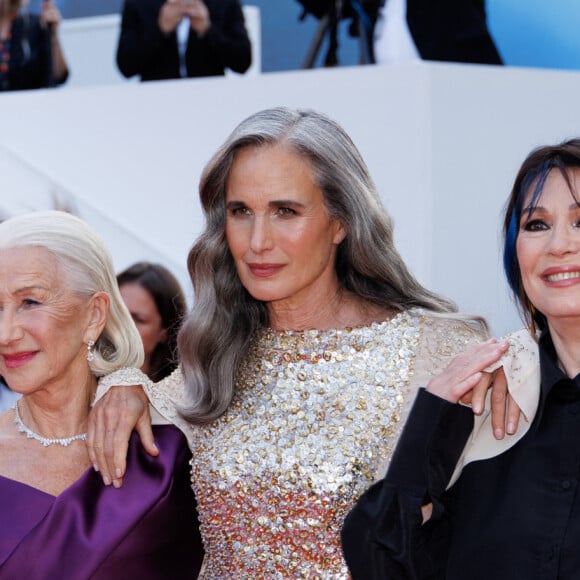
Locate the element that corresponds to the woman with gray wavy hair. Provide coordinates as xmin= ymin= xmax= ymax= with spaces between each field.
xmin=89 ymin=107 xmax=498 ymax=577
xmin=0 ymin=211 xmax=202 ymax=578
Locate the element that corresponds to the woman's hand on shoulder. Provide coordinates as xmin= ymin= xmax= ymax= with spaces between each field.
xmin=87 ymin=385 xmax=157 ymax=488
xmin=426 ymin=338 xmax=522 ymax=439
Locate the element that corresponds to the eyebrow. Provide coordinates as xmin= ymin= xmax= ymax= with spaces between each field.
xmin=522 ymin=202 xmax=580 ymax=214
xmin=14 ymin=285 xmax=50 ymax=294
xmin=226 ymin=199 xmax=306 ymax=210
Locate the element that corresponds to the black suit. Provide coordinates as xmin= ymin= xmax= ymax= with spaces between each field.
xmin=116 ymin=0 xmax=251 ymax=81
xmin=407 ymin=0 xmax=502 ymax=64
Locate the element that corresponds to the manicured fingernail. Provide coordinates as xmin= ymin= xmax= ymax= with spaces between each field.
xmin=113 ymin=479 xmax=121 ymax=489
xmin=93 ymin=464 xmax=99 ymax=472
xmin=472 ymin=403 xmax=482 ymax=414
xmin=103 ymin=475 xmax=111 ymax=486
xmin=115 ymin=468 xmax=122 ymax=478
xmin=494 ymin=428 xmax=504 ymax=439
xmin=507 ymin=422 xmax=515 ymax=434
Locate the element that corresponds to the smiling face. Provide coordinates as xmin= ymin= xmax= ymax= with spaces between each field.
xmin=0 ymin=246 xmax=96 ymax=396
xmin=516 ymin=168 xmax=580 ymax=330
xmin=225 ymin=144 xmax=346 ymax=323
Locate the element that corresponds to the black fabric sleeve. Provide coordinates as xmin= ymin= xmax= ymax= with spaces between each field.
xmin=187 ymin=0 xmax=251 ymax=75
xmin=116 ymin=0 xmax=170 ymax=79
xmin=341 ymin=388 xmax=474 ymax=579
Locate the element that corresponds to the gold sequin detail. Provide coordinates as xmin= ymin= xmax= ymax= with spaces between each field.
xmin=189 ymin=311 xmax=423 ymax=578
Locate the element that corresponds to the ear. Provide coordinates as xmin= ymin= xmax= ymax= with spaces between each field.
xmin=84 ymin=291 xmax=110 ymax=343
xmin=332 ymin=219 xmax=347 ymax=245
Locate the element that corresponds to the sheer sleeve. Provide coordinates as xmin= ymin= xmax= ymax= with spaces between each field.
xmin=373 ymin=313 xmax=488 ymax=480
xmin=95 ymin=367 xmax=192 ymax=440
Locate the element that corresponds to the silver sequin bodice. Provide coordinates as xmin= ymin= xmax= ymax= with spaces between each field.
xmin=190 ymin=311 xmax=423 ymax=578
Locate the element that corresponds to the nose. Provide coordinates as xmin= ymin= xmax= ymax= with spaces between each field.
xmin=249 ymin=215 xmax=274 ymax=253
xmin=548 ymin=222 xmax=580 ymax=256
xmin=0 ymin=308 xmax=24 ymax=345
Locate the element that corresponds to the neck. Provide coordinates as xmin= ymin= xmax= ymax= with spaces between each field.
xmin=548 ymin=321 xmax=580 ymax=378
xmin=17 ymin=378 xmax=96 ymax=440
xmin=268 ymin=286 xmax=343 ymax=330
xmin=268 ymin=288 xmax=386 ymax=331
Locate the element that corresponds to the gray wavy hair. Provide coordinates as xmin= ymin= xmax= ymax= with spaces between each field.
xmin=178 ymin=106 xmax=469 ymax=423
xmin=0 ymin=210 xmax=144 ymax=376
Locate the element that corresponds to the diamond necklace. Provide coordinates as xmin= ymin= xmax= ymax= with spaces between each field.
xmin=13 ymin=401 xmax=87 ymax=447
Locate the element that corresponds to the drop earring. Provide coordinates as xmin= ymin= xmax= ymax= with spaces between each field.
xmin=86 ymin=340 xmax=95 ymax=362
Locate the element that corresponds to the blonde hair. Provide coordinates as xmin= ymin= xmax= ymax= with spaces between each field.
xmin=0 ymin=211 xmax=144 ymax=376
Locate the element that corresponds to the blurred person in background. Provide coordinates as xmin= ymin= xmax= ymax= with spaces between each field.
xmin=0 ymin=0 xmax=68 ymax=91
xmin=375 ymin=0 xmax=502 ymax=65
xmin=116 ymin=0 xmax=251 ymax=81
xmin=118 ymin=261 xmax=186 ymax=382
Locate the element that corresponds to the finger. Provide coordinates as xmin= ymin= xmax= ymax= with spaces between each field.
xmin=469 ymin=372 xmax=493 ymax=415
xmin=108 ymin=409 xmax=154 ymax=488
xmin=490 ymin=368 xmax=508 ymax=439
xmin=87 ymin=398 xmax=115 ymax=484
xmin=135 ymin=411 xmax=159 ymax=457
xmin=107 ymin=423 xmax=130 ymax=489
xmin=101 ymin=404 xmax=127 ymax=486
xmin=458 ymin=391 xmax=473 ymax=406
xmin=505 ymin=383 xmax=522 ymax=435
xmin=430 ymin=370 xmax=483 ymax=403
xmin=427 ymin=339 xmax=509 ymax=403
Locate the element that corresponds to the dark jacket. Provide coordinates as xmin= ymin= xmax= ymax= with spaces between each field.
xmin=407 ymin=0 xmax=502 ymax=64
xmin=116 ymin=0 xmax=251 ymax=81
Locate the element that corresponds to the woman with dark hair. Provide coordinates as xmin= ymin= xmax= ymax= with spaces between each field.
xmin=342 ymin=138 xmax=580 ymax=579
xmin=88 ymin=107 xmax=495 ymax=577
xmin=117 ymin=262 xmax=186 ymax=382
xmin=0 ymin=0 xmax=68 ymax=91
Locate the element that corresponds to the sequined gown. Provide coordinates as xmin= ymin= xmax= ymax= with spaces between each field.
xmin=104 ymin=309 xmax=485 ymax=578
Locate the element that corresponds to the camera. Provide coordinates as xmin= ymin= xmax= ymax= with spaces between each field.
xmin=296 ymin=0 xmax=384 ymax=25
xmin=297 ymin=0 xmax=385 ymax=67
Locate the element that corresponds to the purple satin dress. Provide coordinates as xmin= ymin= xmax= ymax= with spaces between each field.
xmin=0 ymin=425 xmax=203 ymax=579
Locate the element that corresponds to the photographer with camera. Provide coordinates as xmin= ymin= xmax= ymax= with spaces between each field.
xmin=116 ymin=0 xmax=251 ymax=82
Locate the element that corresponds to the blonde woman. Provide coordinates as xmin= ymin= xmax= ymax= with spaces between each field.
xmin=0 ymin=211 xmax=202 ymax=578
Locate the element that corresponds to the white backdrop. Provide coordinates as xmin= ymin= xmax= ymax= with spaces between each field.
xmin=1 ymin=62 xmax=580 ymax=336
